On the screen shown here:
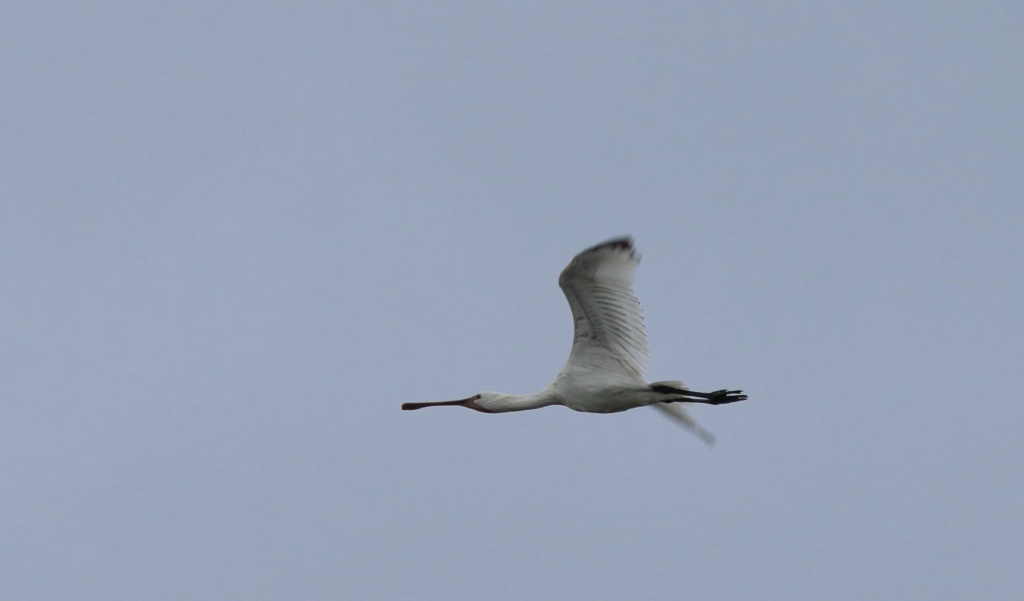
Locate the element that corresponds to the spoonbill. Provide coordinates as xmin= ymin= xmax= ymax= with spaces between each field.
xmin=402 ymin=236 xmax=746 ymax=444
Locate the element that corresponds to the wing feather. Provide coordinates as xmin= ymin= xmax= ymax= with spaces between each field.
xmin=650 ymin=404 xmax=716 ymax=445
xmin=557 ymin=236 xmax=650 ymax=380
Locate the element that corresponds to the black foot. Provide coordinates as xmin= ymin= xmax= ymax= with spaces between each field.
xmin=705 ymin=389 xmax=747 ymax=405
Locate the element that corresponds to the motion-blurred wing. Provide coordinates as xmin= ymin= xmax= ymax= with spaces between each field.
xmin=557 ymin=236 xmax=650 ymax=380
xmin=650 ymin=403 xmax=716 ymax=446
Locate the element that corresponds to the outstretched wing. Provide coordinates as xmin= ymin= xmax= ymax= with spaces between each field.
xmin=557 ymin=236 xmax=650 ymax=380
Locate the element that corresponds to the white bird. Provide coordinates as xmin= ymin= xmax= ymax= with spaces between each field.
xmin=402 ymin=236 xmax=746 ymax=444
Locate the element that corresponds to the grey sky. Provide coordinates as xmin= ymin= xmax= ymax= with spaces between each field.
xmin=3 ymin=2 xmax=1022 ymax=599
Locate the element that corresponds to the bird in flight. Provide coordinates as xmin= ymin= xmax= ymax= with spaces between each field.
xmin=403 ymin=236 xmax=746 ymax=444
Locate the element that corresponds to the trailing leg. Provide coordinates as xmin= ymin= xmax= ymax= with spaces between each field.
xmin=650 ymin=382 xmax=747 ymax=405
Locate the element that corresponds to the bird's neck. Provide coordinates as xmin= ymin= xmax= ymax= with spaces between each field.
xmin=483 ymin=389 xmax=561 ymax=413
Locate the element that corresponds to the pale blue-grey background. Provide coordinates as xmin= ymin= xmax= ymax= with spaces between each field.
xmin=3 ymin=2 xmax=1022 ymax=599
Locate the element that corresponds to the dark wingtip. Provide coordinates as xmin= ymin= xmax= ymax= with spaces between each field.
xmin=586 ymin=235 xmax=633 ymax=253
xmin=401 ymin=403 xmax=421 ymax=410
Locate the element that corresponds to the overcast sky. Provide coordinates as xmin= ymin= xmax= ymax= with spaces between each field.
xmin=3 ymin=2 xmax=1022 ymax=599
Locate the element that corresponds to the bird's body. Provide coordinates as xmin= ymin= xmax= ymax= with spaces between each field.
xmin=403 ymin=236 xmax=746 ymax=443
